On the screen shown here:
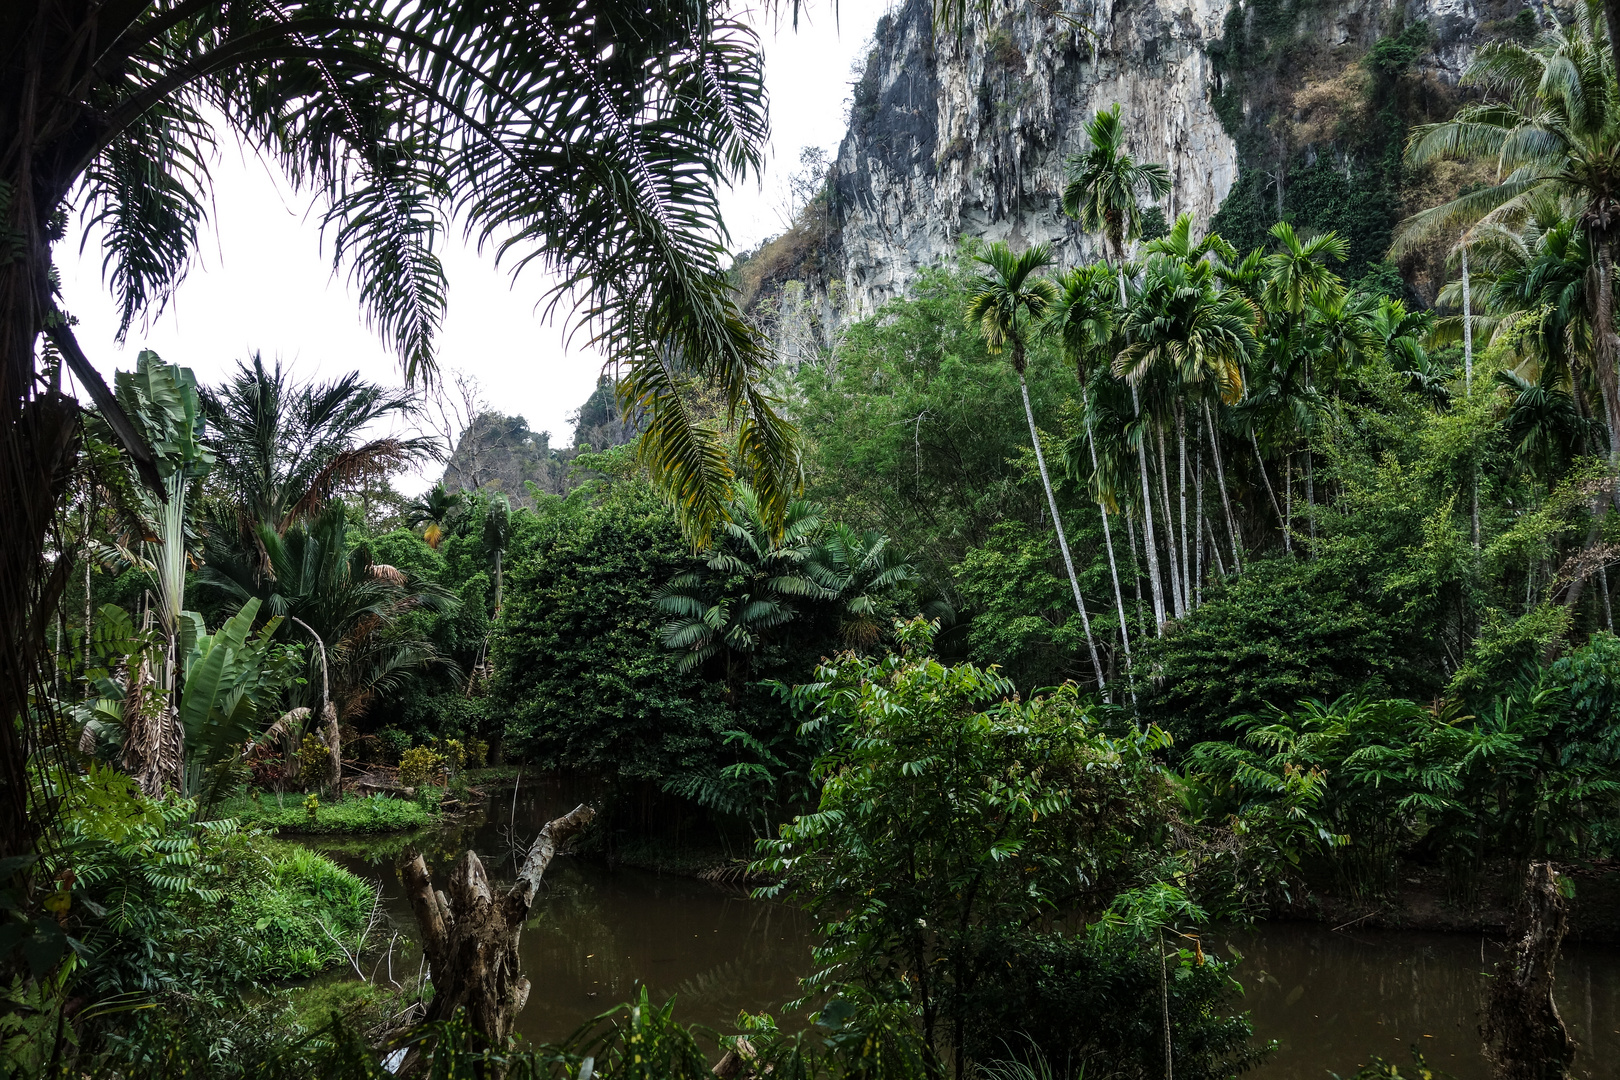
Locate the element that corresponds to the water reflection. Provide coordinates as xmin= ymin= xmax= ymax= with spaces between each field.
xmin=315 ymin=777 xmax=813 ymax=1043
xmin=308 ymin=782 xmax=1620 ymax=1076
xmin=1225 ymin=924 xmax=1620 ymax=1079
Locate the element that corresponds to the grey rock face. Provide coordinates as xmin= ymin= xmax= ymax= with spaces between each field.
xmin=820 ymin=0 xmax=1490 ymax=322
xmin=832 ymin=0 xmax=1238 ymax=319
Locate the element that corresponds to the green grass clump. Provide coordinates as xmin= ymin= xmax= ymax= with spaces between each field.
xmin=217 ymin=793 xmax=435 ymax=835
xmin=224 ymin=844 xmax=375 ymax=980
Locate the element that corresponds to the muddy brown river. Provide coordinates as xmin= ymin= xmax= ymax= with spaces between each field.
xmin=311 ymin=780 xmax=1620 ymax=1078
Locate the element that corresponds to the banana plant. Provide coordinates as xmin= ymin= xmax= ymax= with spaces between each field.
xmin=77 ymin=597 xmax=303 ymax=811
xmin=110 ymin=352 xmax=214 ymax=656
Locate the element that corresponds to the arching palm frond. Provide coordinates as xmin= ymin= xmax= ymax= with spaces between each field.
xmin=5 ymin=0 xmax=790 ymax=555
xmin=200 ymin=355 xmax=433 ymax=535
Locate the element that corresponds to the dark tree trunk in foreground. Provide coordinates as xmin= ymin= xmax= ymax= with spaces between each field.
xmin=400 ymin=803 xmax=595 ymax=1047
xmin=1483 ymin=861 xmax=1575 ymax=1080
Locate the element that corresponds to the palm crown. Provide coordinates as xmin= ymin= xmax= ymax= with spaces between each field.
xmin=965 ymin=243 xmax=1060 ymax=373
xmin=1063 ymin=104 xmax=1173 ymax=261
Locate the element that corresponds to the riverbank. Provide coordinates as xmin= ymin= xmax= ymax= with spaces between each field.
xmin=213 ymin=791 xmax=438 ymax=834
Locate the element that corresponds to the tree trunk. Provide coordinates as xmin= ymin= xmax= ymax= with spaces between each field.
xmin=1133 ymin=388 xmax=1168 ymax=631
xmin=400 ymin=803 xmax=597 ymax=1053
xmin=1177 ymin=401 xmax=1191 ymax=610
xmin=1161 ymin=928 xmax=1174 ymax=1080
xmin=1079 ymin=388 xmax=1133 ymax=678
xmin=1304 ymin=449 xmax=1316 ymax=548
xmin=1156 ymin=424 xmax=1184 ymax=617
xmin=1019 ymin=371 xmax=1106 ymax=696
xmin=1205 ymin=512 xmax=1227 ymax=578
xmin=82 ymin=486 xmax=93 ymax=676
xmin=1283 ymin=454 xmax=1293 ymax=554
xmin=1126 ymin=514 xmax=1149 ymax=642
xmin=1482 ymin=862 xmax=1574 ymax=1080
xmin=1194 ymin=422 xmax=1204 ymax=609
xmin=1465 ymin=238 xmax=1482 ymax=547
xmin=1205 ymin=401 xmax=1242 ymax=573
xmin=1251 ymin=429 xmax=1285 ymax=545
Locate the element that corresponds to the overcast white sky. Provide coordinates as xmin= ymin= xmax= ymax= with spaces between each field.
xmin=57 ymin=2 xmax=887 ymax=495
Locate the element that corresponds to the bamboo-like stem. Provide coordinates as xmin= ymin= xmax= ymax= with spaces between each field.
xmin=1020 ymin=370 xmax=1106 ymax=696
xmin=1205 ymin=400 xmax=1242 ymax=572
xmin=1156 ymin=423 xmax=1184 ymax=616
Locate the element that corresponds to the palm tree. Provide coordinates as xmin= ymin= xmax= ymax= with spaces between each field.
xmin=655 ymin=484 xmax=824 ymax=690
xmin=1118 ymin=250 xmax=1260 ymax=606
xmin=1393 ymin=0 xmax=1620 ymax=466
xmin=967 ymin=242 xmax=1106 ymax=694
xmin=202 ymin=355 xmax=434 ymax=539
xmin=0 ymin=0 xmax=784 ymax=854
xmin=406 ymin=484 xmax=464 ymax=549
xmin=1064 ymin=103 xmax=1174 ymax=631
xmin=1050 ymin=263 xmax=1135 ymax=679
xmin=198 ymin=504 xmax=456 ymax=787
xmin=804 ymin=524 xmax=923 ymax=650
xmin=1063 ymin=105 xmax=1174 ymax=266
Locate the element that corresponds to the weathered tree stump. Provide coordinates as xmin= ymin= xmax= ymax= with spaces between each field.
xmin=399 ymin=802 xmax=595 ymax=1047
xmin=1483 ymin=861 xmax=1575 ymax=1080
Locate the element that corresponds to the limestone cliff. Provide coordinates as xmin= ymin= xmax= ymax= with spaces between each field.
xmin=743 ymin=0 xmax=1529 ymax=336
xmin=833 ymin=0 xmax=1237 ymax=318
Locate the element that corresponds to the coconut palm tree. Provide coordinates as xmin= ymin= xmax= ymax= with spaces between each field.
xmin=1064 ymin=104 xmax=1174 ymax=631
xmin=1393 ymin=0 xmax=1620 ymax=462
xmin=967 ymin=242 xmax=1106 ymax=694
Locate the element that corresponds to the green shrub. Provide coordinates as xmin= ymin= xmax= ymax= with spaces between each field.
xmin=492 ymin=482 xmax=744 ymax=782
xmin=397 ymin=745 xmax=443 ymax=788
xmin=224 ymin=844 xmax=374 ymax=979
xmin=1139 ymin=556 xmax=1410 ymax=745
xmin=951 ymin=932 xmax=1268 ymax=1080
xmin=756 ymin=621 xmax=1258 ymax=1076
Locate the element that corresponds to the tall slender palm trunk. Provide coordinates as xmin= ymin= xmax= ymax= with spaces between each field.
xmin=1252 ymin=429 xmax=1285 ymax=545
xmin=1080 ymin=388 xmax=1133 ymax=678
xmin=1176 ymin=402 xmax=1191 ymax=607
xmin=1194 ymin=421 xmax=1205 ymax=608
xmin=1126 ymin=514 xmax=1149 ymax=642
xmin=1463 ymin=237 xmax=1482 ymax=547
xmin=1133 ymin=394 xmax=1168 ymax=629
xmin=1156 ymin=424 xmax=1185 ymax=617
xmin=1206 ymin=401 xmax=1242 ymax=572
xmin=1018 ymin=366 xmax=1106 ymax=694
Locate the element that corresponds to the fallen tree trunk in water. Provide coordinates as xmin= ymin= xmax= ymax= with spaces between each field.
xmin=1483 ymin=861 xmax=1574 ymax=1080
xmin=399 ymin=802 xmax=596 ymax=1047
